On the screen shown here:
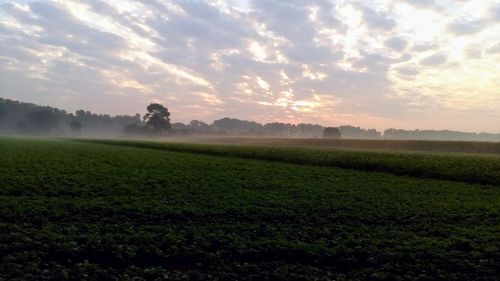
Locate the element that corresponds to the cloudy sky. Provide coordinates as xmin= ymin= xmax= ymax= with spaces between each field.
xmin=1 ymin=0 xmax=499 ymax=132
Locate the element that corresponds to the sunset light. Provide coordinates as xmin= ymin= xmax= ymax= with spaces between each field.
xmin=1 ymin=0 xmax=498 ymax=132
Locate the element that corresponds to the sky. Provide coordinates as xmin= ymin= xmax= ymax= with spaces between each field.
xmin=0 ymin=0 xmax=499 ymax=132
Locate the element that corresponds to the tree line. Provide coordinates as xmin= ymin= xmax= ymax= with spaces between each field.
xmin=1 ymin=98 xmax=499 ymax=141
xmin=0 ymin=98 xmax=141 ymax=137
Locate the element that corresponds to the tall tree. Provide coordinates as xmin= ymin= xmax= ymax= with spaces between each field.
xmin=143 ymin=103 xmax=171 ymax=133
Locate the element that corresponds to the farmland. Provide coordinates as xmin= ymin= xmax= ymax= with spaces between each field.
xmin=77 ymin=138 xmax=500 ymax=186
xmin=0 ymin=137 xmax=499 ymax=280
xmin=173 ymin=137 xmax=500 ymax=155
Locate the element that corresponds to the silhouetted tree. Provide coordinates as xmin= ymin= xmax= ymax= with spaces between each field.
xmin=323 ymin=127 xmax=341 ymax=139
xmin=171 ymin=122 xmax=188 ymax=130
xmin=188 ymin=120 xmax=212 ymax=134
xmin=263 ymin=122 xmax=296 ymax=137
xmin=213 ymin=118 xmax=262 ymax=134
xmin=143 ymin=103 xmax=170 ymax=133
xmin=297 ymin=123 xmax=324 ymax=137
xmin=188 ymin=120 xmax=209 ymax=130
xmin=69 ymin=120 xmax=82 ymax=136
xmin=3 ymin=97 xmax=500 ymax=141
xmin=338 ymin=125 xmax=381 ymax=139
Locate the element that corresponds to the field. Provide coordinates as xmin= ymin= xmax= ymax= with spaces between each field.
xmin=77 ymin=138 xmax=500 ymax=186
xmin=171 ymin=137 xmax=500 ymax=155
xmin=0 ymin=137 xmax=499 ymax=280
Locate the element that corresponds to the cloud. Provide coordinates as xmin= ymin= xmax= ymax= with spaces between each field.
xmin=352 ymin=53 xmax=394 ymax=73
xmin=486 ymin=42 xmax=500 ymax=54
xmin=420 ymin=53 xmax=447 ymax=66
xmin=384 ymin=37 xmax=408 ymax=52
xmin=412 ymin=43 xmax=438 ymax=53
xmin=448 ymin=19 xmax=485 ymax=35
xmin=466 ymin=46 xmax=483 ymax=59
xmin=0 ymin=0 xmax=499 ymax=132
xmin=24 ymin=1 xmax=127 ymax=64
xmin=395 ymin=66 xmax=419 ymax=76
xmin=400 ymin=0 xmax=439 ymax=9
xmin=356 ymin=5 xmax=396 ymax=30
xmin=250 ymin=0 xmax=315 ymax=41
xmin=491 ymin=4 xmax=500 ymax=22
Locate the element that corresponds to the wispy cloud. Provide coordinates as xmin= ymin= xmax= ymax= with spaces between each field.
xmin=0 ymin=0 xmax=499 ymax=132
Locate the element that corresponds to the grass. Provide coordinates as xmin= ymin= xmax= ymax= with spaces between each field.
xmin=0 ymin=137 xmax=499 ymax=280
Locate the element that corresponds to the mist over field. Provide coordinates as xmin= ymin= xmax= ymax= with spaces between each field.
xmin=1 ymin=97 xmax=500 ymax=142
xmin=1 ymin=1 xmax=499 ymax=280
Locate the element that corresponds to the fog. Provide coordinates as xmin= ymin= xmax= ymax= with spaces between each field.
xmin=1 ymin=98 xmax=500 ymax=142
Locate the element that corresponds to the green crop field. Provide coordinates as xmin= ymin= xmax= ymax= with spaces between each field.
xmin=172 ymin=137 xmax=500 ymax=155
xmin=0 ymin=137 xmax=499 ymax=280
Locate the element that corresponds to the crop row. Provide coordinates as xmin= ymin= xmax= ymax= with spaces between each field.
xmin=186 ymin=137 xmax=500 ymax=154
xmin=76 ymin=139 xmax=500 ymax=186
xmin=1 ymin=138 xmax=499 ymax=280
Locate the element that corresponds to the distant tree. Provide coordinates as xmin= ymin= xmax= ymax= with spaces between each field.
xmin=263 ymin=122 xmax=296 ymax=137
xmin=212 ymin=117 xmax=262 ymax=134
xmin=338 ymin=125 xmax=381 ymax=139
xmin=323 ymin=127 xmax=341 ymax=139
xmin=14 ymin=120 xmax=28 ymax=134
xmin=188 ymin=120 xmax=211 ymax=133
xmin=69 ymin=120 xmax=82 ymax=136
xmin=0 ymin=107 xmax=5 ymax=120
xmin=297 ymin=123 xmax=324 ymax=138
xmin=171 ymin=122 xmax=188 ymax=131
xmin=123 ymin=123 xmax=146 ymax=136
xmin=0 ymin=98 xmax=149 ymax=136
xmin=26 ymin=109 xmax=59 ymax=135
xmin=143 ymin=103 xmax=171 ymax=133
